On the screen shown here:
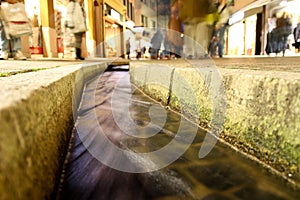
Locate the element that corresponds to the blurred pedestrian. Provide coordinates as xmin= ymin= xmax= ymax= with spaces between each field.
xmin=150 ymin=29 xmax=163 ymax=59
xmin=292 ymin=18 xmax=300 ymax=52
xmin=136 ymin=39 xmax=142 ymax=59
xmin=166 ymin=0 xmax=183 ymax=58
xmin=178 ymin=0 xmax=215 ymax=59
xmin=66 ymin=0 xmax=87 ymax=60
xmin=209 ymin=0 xmax=232 ymax=58
xmin=294 ymin=23 xmax=300 ymax=45
xmin=126 ymin=38 xmax=131 ymax=59
xmin=274 ymin=12 xmax=292 ymax=56
xmin=0 ymin=0 xmax=29 ymax=60
xmin=162 ymin=32 xmax=171 ymax=59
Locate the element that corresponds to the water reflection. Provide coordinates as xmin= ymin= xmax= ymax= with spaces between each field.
xmin=57 ymin=69 xmax=300 ymax=200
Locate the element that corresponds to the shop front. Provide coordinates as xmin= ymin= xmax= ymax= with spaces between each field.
xmin=227 ymin=3 xmax=263 ymax=56
xmin=105 ymin=21 xmax=122 ymax=57
xmin=54 ymin=0 xmax=75 ymax=58
xmin=24 ymin=0 xmax=43 ymax=56
xmin=53 ymin=0 xmax=89 ymax=58
xmin=244 ymin=14 xmax=258 ymax=55
xmin=22 ymin=0 xmax=94 ymax=58
xmin=228 ymin=14 xmax=258 ymax=56
xmin=20 ymin=0 xmax=131 ymax=58
xmin=22 ymin=0 xmax=58 ymax=57
xmin=227 ymin=20 xmax=244 ymax=55
xmin=104 ymin=1 xmax=126 ymax=58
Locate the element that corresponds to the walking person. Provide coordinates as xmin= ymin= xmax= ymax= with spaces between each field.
xmin=0 ymin=0 xmax=28 ymax=60
xmin=150 ymin=29 xmax=163 ymax=59
xmin=126 ymin=38 xmax=131 ymax=59
xmin=166 ymin=0 xmax=183 ymax=58
xmin=265 ymin=13 xmax=292 ymax=56
xmin=275 ymin=12 xmax=292 ymax=56
xmin=66 ymin=0 xmax=87 ymax=60
xmin=178 ymin=0 xmax=215 ymax=59
xmin=209 ymin=0 xmax=232 ymax=58
xmin=292 ymin=19 xmax=300 ymax=52
xmin=135 ymin=39 xmax=142 ymax=59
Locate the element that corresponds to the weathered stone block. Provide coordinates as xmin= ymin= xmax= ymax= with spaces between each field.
xmin=0 ymin=62 xmax=107 ymax=200
xmin=221 ymin=69 xmax=300 ymax=180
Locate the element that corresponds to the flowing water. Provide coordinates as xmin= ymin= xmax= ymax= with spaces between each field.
xmin=56 ymin=67 xmax=300 ymax=200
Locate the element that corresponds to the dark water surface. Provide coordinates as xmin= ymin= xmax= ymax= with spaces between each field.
xmin=57 ymin=68 xmax=300 ymax=200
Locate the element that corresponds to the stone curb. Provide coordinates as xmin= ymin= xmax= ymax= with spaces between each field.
xmin=0 ymin=62 xmax=108 ymax=200
xmin=129 ymin=59 xmax=300 ymax=187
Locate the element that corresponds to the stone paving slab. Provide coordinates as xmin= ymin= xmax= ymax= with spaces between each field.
xmin=0 ymin=57 xmax=129 ymax=74
xmin=0 ymin=59 xmax=80 ymax=74
xmin=214 ymin=57 xmax=300 ymax=72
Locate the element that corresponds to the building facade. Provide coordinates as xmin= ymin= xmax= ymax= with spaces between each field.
xmin=20 ymin=0 xmax=163 ymax=58
xmin=19 ymin=0 xmax=129 ymax=58
xmin=19 ymin=0 xmax=300 ymax=58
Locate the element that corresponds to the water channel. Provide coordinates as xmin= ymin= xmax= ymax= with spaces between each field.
xmin=56 ymin=66 xmax=300 ymax=200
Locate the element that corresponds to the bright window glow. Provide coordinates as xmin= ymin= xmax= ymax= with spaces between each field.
xmin=112 ymin=24 xmax=118 ymax=28
xmin=280 ymin=0 xmax=288 ymax=7
xmin=133 ymin=26 xmax=144 ymax=33
xmin=111 ymin=9 xmax=121 ymax=21
xmin=229 ymin=11 xmax=244 ymax=25
xmin=126 ymin=20 xmax=135 ymax=29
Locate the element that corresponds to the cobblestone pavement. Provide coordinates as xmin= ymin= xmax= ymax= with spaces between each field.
xmin=58 ymin=68 xmax=300 ymax=200
xmin=0 ymin=59 xmax=80 ymax=74
xmin=213 ymin=56 xmax=300 ymax=72
xmin=0 ymin=57 xmax=128 ymax=75
xmin=1 ymin=56 xmax=300 ymax=74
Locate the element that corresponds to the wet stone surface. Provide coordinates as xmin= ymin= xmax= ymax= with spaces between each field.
xmin=57 ymin=69 xmax=300 ymax=200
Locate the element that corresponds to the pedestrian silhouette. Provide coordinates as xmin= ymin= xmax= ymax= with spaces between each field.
xmin=66 ymin=0 xmax=87 ymax=60
xmin=150 ymin=29 xmax=163 ymax=59
xmin=0 ymin=0 xmax=30 ymax=60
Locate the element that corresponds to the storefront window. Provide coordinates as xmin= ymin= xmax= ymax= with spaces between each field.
xmin=55 ymin=0 xmax=69 ymax=57
xmin=105 ymin=22 xmax=122 ymax=57
xmin=245 ymin=15 xmax=257 ymax=55
xmin=24 ymin=0 xmax=43 ymax=55
xmin=228 ymin=22 xmax=244 ymax=55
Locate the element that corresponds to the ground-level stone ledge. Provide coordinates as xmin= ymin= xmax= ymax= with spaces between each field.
xmin=129 ymin=59 xmax=300 ymax=188
xmin=0 ymin=62 xmax=107 ymax=200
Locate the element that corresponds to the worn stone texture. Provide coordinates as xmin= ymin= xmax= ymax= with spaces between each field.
xmin=221 ymin=69 xmax=300 ymax=181
xmin=130 ymin=61 xmax=173 ymax=105
xmin=129 ymin=59 xmax=300 ymax=185
xmin=0 ymin=62 xmax=107 ymax=200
